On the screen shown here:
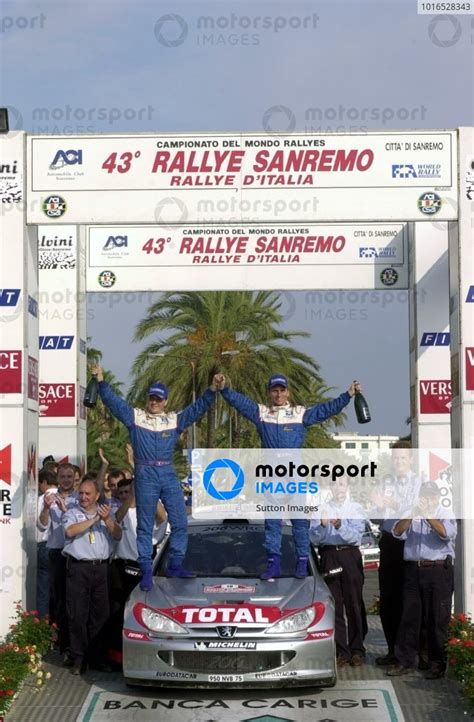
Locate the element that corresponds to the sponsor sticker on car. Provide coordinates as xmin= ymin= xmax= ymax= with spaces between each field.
xmin=194 ymin=641 xmax=257 ymax=650
xmin=203 ymin=584 xmax=256 ymax=593
xmin=166 ymin=604 xmax=281 ymax=624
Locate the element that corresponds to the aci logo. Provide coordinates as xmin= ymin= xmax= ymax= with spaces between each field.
xmin=420 ymin=332 xmax=450 ymax=346
xmin=392 ymin=164 xmax=417 ymax=178
xmin=103 ymin=235 xmax=128 ymax=250
xmin=50 ymin=150 xmax=83 ymax=169
xmin=203 ymin=459 xmax=244 ymax=501
xmin=418 ymin=192 xmax=442 ymax=216
xmin=0 ymin=289 xmax=20 ymax=306
xmin=39 ymin=336 xmax=74 ymax=350
xmin=466 ymin=286 xmax=474 ymax=303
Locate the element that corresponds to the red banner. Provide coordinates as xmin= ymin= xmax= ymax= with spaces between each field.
xmin=0 ymin=350 xmax=22 ymax=394
xmin=419 ymin=380 xmax=452 ymax=414
xmin=28 ymin=356 xmax=38 ymax=400
xmin=466 ymin=348 xmax=474 ymax=391
xmin=0 ymin=445 xmax=12 ymax=485
xmin=39 ymin=383 xmax=75 ymax=417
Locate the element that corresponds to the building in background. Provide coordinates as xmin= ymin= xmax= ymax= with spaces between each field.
xmin=332 ymin=433 xmax=399 ymax=454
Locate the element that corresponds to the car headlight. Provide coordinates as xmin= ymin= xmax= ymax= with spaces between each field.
xmin=264 ymin=603 xmax=324 ymax=634
xmin=134 ymin=604 xmax=189 ymax=635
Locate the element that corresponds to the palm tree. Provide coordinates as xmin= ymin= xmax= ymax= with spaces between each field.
xmin=86 ymin=344 xmax=129 ymax=470
xmin=128 ymin=291 xmax=343 ymax=447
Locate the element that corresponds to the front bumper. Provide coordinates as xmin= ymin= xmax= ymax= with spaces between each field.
xmin=123 ymin=633 xmax=336 ymax=688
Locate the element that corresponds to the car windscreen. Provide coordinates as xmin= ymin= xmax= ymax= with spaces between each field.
xmin=157 ymin=524 xmax=299 ymax=578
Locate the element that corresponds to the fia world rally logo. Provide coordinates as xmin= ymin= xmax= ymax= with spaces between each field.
xmin=392 ymin=164 xmax=417 ymax=178
xmin=203 ymin=458 xmax=244 ymax=501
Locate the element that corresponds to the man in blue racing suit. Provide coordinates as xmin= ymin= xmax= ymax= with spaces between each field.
xmin=92 ymin=365 xmax=218 ymax=590
xmin=219 ymin=373 xmax=359 ymax=580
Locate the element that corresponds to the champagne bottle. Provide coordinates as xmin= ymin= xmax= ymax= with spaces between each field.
xmin=84 ymin=373 xmax=99 ymax=408
xmin=354 ymin=389 xmax=371 ymax=424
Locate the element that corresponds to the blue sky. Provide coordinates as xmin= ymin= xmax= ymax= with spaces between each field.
xmin=1 ymin=0 xmax=472 ymax=435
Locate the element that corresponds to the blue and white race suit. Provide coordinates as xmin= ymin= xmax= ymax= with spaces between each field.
xmin=99 ymin=382 xmax=216 ymax=567
xmin=221 ymin=387 xmax=351 ymax=557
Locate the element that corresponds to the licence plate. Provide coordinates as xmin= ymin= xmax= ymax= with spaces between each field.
xmin=208 ymin=674 xmax=244 ymax=683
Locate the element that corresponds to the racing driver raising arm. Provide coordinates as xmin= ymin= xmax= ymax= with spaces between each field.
xmin=91 ymin=364 xmax=220 ymax=591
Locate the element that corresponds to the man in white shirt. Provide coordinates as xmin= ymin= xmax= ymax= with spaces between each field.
xmin=37 ymin=463 xmax=80 ymax=662
xmin=311 ymin=476 xmax=367 ymax=668
xmin=36 ymin=469 xmax=58 ymax=618
xmin=62 ymin=478 xmax=121 ymax=674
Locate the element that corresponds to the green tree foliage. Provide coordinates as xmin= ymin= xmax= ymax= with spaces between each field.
xmin=128 ymin=291 xmax=347 ymax=448
xmin=86 ymin=345 xmax=131 ymax=472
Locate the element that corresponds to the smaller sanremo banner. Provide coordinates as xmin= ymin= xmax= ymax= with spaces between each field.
xmin=26 ymin=131 xmax=457 ymax=224
xmin=86 ymin=223 xmax=408 ymax=291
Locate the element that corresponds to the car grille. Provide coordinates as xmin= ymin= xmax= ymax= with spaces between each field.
xmin=158 ymin=651 xmax=296 ymax=674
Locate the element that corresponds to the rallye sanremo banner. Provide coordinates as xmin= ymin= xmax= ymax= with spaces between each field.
xmin=85 ymin=222 xmax=408 ymax=292
xmin=26 ymin=131 xmax=457 ymax=225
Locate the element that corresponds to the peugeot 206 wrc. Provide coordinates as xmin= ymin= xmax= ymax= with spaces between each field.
xmin=123 ymin=520 xmax=336 ymax=688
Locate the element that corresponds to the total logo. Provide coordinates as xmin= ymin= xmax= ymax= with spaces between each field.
xmin=39 ymin=335 xmax=74 ymax=350
xmin=170 ymin=605 xmax=277 ymax=624
xmin=50 ymin=150 xmax=83 ymax=170
xmin=420 ymin=332 xmax=450 ymax=347
xmin=103 ymin=234 xmax=128 ymax=250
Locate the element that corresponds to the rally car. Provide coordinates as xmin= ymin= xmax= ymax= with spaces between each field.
xmin=123 ymin=519 xmax=336 ymax=688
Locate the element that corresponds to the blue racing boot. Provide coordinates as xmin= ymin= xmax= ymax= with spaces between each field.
xmin=165 ymin=560 xmax=196 ymax=578
xmin=139 ymin=566 xmax=153 ymax=592
xmin=295 ymin=556 xmax=309 ymax=578
xmin=260 ymin=555 xmax=281 ymax=580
